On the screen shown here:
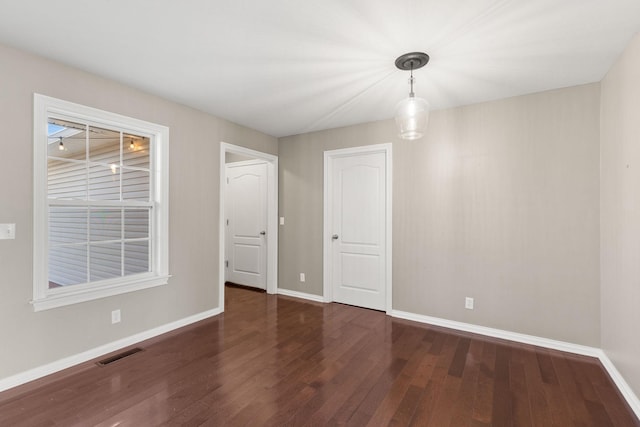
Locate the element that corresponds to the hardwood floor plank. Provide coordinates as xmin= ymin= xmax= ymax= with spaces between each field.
xmin=510 ymin=359 xmax=533 ymax=427
xmin=448 ymin=337 xmax=472 ymax=378
xmin=343 ymin=357 xmax=407 ymax=425
xmin=536 ymin=351 xmax=559 ymax=385
xmin=594 ymin=382 xmax=640 ymax=427
xmin=472 ymin=340 xmax=496 ymax=425
xmin=283 ymin=327 xmax=385 ymax=424
xmin=409 ymin=334 xmax=461 ymax=426
xmin=543 ymin=379 xmax=576 ymax=426
xmin=491 ymin=345 xmax=513 ymax=427
xmin=389 ymin=384 xmax=424 ymax=426
xmin=426 ymin=375 xmax=463 ymax=427
xmin=364 ymin=328 xmax=430 ymax=426
xmin=0 ymin=286 xmax=637 ymax=427
xmin=551 ymin=353 xmax=593 ymax=426
xmin=521 ymin=348 xmax=554 ymax=427
xmin=448 ymin=339 xmax=483 ymax=427
xmin=327 ymin=354 xmax=398 ymax=425
xmin=567 ymin=357 xmax=600 ymax=403
xmin=295 ymin=343 xmax=382 ymax=425
xmin=584 ymin=398 xmax=616 ymax=427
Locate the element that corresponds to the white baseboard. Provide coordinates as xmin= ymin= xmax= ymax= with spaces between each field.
xmin=391 ymin=309 xmax=640 ymax=420
xmin=597 ymin=350 xmax=640 ymax=420
xmin=277 ymin=288 xmax=325 ymax=303
xmin=0 ymin=307 xmax=222 ymax=394
xmin=390 ymin=310 xmax=601 ymax=356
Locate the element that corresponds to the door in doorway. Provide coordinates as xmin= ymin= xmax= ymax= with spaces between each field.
xmin=225 ymin=161 xmax=268 ymax=289
xmin=326 ymin=146 xmax=390 ymax=311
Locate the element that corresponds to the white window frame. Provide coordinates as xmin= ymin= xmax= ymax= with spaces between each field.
xmin=32 ymin=94 xmax=170 ymax=311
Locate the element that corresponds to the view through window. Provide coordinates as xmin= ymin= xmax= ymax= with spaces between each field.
xmin=47 ymin=119 xmax=153 ymax=288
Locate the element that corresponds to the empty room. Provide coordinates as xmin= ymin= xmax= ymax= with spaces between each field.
xmin=0 ymin=0 xmax=639 ymax=425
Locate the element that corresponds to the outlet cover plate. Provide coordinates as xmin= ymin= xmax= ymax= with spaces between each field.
xmin=111 ymin=309 xmax=121 ymax=324
xmin=465 ymin=297 xmax=474 ymax=310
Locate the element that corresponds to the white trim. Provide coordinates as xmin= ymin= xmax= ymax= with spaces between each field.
xmin=385 ymin=145 xmax=393 ymax=314
xmin=391 ymin=309 xmax=640 ymax=420
xmin=0 ymin=307 xmax=221 ymax=394
xmin=598 ymin=351 xmax=640 ymax=420
xmin=323 ymin=143 xmax=393 ymax=312
xmin=277 ymin=288 xmax=326 ymax=303
xmin=32 ymin=274 xmax=170 ymax=311
xmin=219 ymin=143 xmax=278 ymax=313
xmin=32 ymin=94 xmax=170 ymax=310
xmin=391 ymin=310 xmax=601 ymax=356
xmin=225 ymin=159 xmax=266 ymax=167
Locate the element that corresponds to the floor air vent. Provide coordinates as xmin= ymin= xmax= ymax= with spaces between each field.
xmin=96 ymin=347 xmax=144 ymax=366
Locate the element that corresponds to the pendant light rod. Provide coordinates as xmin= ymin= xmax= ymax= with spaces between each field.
xmin=409 ymin=64 xmax=415 ymax=98
xmin=396 ymin=52 xmax=428 ymax=98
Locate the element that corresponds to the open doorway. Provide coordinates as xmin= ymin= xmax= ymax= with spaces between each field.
xmin=219 ymin=143 xmax=278 ymax=312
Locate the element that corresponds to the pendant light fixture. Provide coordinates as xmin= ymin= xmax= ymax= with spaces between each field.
xmin=58 ymin=136 xmax=64 ymax=151
xmin=395 ymin=52 xmax=430 ymax=140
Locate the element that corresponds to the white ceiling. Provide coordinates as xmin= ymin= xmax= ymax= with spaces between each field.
xmin=1 ymin=0 xmax=639 ymax=138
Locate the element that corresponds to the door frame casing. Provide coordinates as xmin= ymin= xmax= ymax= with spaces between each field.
xmin=323 ymin=143 xmax=393 ymax=314
xmin=219 ymin=143 xmax=278 ymax=312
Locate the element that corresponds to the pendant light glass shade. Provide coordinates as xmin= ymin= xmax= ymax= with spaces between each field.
xmin=395 ymin=95 xmax=429 ymax=140
xmin=394 ymin=52 xmax=430 ymax=140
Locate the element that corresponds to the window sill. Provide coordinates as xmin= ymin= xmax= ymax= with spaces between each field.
xmin=31 ymin=274 xmax=171 ymax=311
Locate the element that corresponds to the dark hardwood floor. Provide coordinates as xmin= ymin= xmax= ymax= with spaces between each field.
xmin=0 ymin=285 xmax=638 ymax=426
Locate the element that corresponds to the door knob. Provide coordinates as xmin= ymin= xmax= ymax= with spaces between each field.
xmin=260 ymin=231 xmax=266 ymax=235
xmin=332 ymin=234 xmax=339 ymax=240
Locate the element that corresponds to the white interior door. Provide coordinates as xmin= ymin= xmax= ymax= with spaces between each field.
xmin=326 ymin=146 xmax=390 ymax=311
xmin=226 ymin=161 xmax=268 ymax=289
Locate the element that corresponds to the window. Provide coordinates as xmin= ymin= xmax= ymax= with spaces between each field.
xmin=33 ymin=94 xmax=169 ymax=311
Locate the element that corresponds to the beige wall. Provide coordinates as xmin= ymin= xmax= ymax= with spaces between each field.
xmin=279 ymin=84 xmax=601 ymax=346
xmin=0 ymin=43 xmax=277 ymax=379
xmin=601 ymin=32 xmax=640 ymax=397
xmin=0 ymin=34 xmax=622 ymax=386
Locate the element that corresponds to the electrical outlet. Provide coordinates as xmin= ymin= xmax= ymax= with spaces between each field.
xmin=300 ymin=273 xmax=305 ymax=282
xmin=111 ymin=309 xmax=121 ymax=324
xmin=280 ymin=217 xmax=285 ymax=225
xmin=465 ymin=297 xmax=474 ymax=310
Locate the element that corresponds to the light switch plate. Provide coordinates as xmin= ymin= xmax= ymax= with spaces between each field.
xmin=0 ymin=223 xmax=16 ymax=240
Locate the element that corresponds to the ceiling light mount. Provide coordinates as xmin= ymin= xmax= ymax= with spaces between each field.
xmin=394 ymin=52 xmax=430 ymax=71
xmin=394 ymin=52 xmax=430 ymax=140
